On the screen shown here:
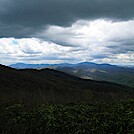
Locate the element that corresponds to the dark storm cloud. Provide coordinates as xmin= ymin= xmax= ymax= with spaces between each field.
xmin=0 ymin=0 xmax=134 ymax=38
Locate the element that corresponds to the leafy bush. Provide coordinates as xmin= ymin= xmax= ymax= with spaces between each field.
xmin=0 ymin=100 xmax=134 ymax=134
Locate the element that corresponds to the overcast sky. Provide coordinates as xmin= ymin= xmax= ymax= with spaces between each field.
xmin=0 ymin=0 xmax=134 ymax=65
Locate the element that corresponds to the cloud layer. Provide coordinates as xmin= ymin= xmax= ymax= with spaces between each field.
xmin=0 ymin=19 xmax=134 ymax=65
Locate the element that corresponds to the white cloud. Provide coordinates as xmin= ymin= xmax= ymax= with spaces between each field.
xmin=0 ymin=38 xmax=78 ymax=65
xmin=38 ymin=19 xmax=134 ymax=46
xmin=0 ymin=19 xmax=134 ymax=65
xmin=36 ymin=19 xmax=134 ymax=65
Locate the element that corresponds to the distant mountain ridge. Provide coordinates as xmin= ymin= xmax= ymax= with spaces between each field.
xmin=9 ymin=62 xmax=134 ymax=88
xmin=9 ymin=62 xmax=134 ymax=69
xmin=9 ymin=62 xmax=76 ymax=69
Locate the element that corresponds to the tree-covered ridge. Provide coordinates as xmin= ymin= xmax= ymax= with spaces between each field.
xmin=10 ymin=62 xmax=134 ymax=88
xmin=0 ymin=64 xmax=134 ymax=106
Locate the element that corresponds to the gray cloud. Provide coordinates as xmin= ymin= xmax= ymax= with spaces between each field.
xmin=0 ymin=0 xmax=134 ymax=38
xmin=107 ymin=40 xmax=134 ymax=54
xmin=91 ymin=54 xmax=109 ymax=59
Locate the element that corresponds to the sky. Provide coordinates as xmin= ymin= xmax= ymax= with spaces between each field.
xmin=0 ymin=0 xmax=134 ymax=66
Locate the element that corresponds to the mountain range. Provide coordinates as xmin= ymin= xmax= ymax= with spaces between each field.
xmin=10 ymin=62 xmax=134 ymax=88
xmin=0 ymin=64 xmax=134 ymax=106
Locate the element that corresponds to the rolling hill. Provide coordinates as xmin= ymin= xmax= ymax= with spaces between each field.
xmin=56 ymin=62 xmax=134 ymax=88
xmin=10 ymin=62 xmax=134 ymax=88
xmin=0 ymin=64 xmax=134 ymax=106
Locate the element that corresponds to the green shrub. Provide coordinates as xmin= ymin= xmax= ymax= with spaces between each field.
xmin=0 ymin=100 xmax=134 ymax=134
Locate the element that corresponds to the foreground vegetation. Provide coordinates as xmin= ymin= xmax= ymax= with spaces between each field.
xmin=0 ymin=100 xmax=134 ymax=134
